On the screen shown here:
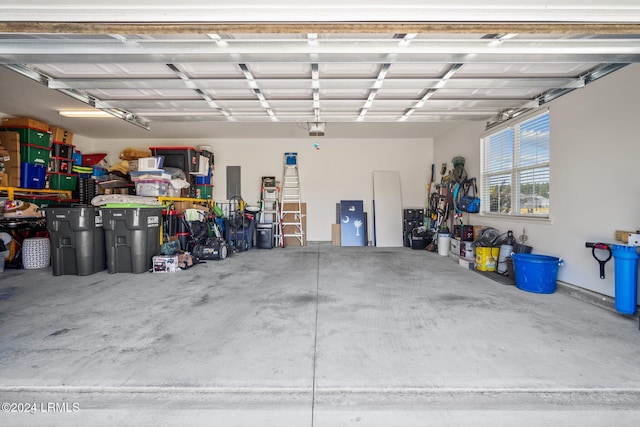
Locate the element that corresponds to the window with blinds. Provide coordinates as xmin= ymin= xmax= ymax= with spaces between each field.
xmin=481 ymin=111 xmax=550 ymax=217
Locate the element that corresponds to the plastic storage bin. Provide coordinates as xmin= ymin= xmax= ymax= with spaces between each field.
xmin=19 ymin=162 xmax=47 ymax=188
xmin=20 ymin=144 xmax=51 ymax=166
xmin=149 ymin=146 xmax=199 ymax=173
xmin=0 ymin=127 xmax=51 ymax=146
xmin=195 ymin=184 xmax=213 ymax=199
xmin=129 ymin=170 xmax=171 ymax=181
xmin=511 ymin=253 xmax=563 ymax=294
xmin=195 ymin=173 xmax=212 ymax=185
xmin=49 ymin=172 xmax=78 ymax=191
xmin=49 ymin=157 xmax=74 ymax=173
xmin=51 ymin=142 xmax=74 ymax=159
xmin=81 ymin=153 xmax=107 ymax=166
xmin=135 ymin=179 xmax=170 ymax=197
xmin=44 ymin=206 xmax=106 ymax=276
xmin=100 ymin=207 xmax=163 ymax=273
xmin=16 ymin=194 xmax=61 ymax=208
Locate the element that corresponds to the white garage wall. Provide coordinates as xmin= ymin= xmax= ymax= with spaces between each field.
xmin=434 ymin=64 xmax=640 ymax=300
xmin=76 ymin=137 xmax=433 ymax=242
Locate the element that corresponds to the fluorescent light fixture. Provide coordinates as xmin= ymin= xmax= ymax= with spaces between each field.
xmin=59 ymin=110 xmax=112 ymax=118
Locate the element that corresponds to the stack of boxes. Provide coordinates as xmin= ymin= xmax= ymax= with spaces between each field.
xmin=149 ymin=146 xmax=213 ymax=199
xmin=454 ymin=224 xmax=476 ymax=268
xmin=48 ymin=127 xmax=77 ymax=191
xmin=128 ymin=156 xmax=169 ymax=197
xmin=0 ymin=118 xmax=77 ymax=194
xmin=194 ymin=149 xmax=214 ymax=199
xmin=0 ymin=117 xmax=52 ymax=189
xmin=403 ymin=208 xmax=425 ymax=248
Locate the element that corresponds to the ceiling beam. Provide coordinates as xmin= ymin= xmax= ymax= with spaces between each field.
xmin=1 ymin=37 xmax=639 ymax=65
xmin=2 ymin=22 xmax=640 ymax=35
xmin=46 ymin=77 xmax=585 ymax=91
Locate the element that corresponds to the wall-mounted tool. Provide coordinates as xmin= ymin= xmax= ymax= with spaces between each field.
xmin=585 ymin=242 xmax=612 ymax=279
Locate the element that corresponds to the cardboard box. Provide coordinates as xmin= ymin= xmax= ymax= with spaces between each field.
xmin=0 ymin=172 xmax=8 ymax=186
xmin=138 ymin=157 xmax=164 ymax=171
xmin=281 ymin=202 xmax=306 ymax=221
xmin=450 ymin=238 xmax=460 ymax=254
xmin=460 ymin=241 xmax=475 ymax=259
xmin=283 ymin=225 xmax=306 ymax=246
xmin=153 ymin=255 xmax=179 ymax=273
xmin=0 ymin=132 xmax=21 ymax=187
xmin=120 ymin=147 xmax=152 ymax=161
xmin=0 ymin=145 xmax=9 ymax=162
xmin=332 ymin=223 xmax=341 ymax=246
xmin=1 ymin=117 xmax=49 ymax=131
xmin=282 ymin=202 xmax=307 ymax=246
xmin=49 ymin=126 xmax=74 ymax=144
xmin=459 ymin=257 xmax=476 ymax=269
xmin=615 ymin=230 xmax=637 ymax=243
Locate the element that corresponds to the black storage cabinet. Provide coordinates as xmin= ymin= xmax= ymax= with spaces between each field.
xmin=100 ymin=207 xmax=163 ymax=273
xmin=44 ymin=205 xmax=106 ymax=276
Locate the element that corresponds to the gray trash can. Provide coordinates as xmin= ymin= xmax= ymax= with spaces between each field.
xmin=45 ymin=205 xmax=106 ymax=276
xmin=100 ymin=207 xmax=163 ymax=273
xmin=256 ymin=223 xmax=274 ymax=249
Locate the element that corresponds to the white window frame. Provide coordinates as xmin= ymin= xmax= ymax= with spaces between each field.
xmin=480 ymin=109 xmax=550 ymax=219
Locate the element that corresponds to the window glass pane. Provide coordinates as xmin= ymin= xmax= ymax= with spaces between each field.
xmin=481 ymin=110 xmax=550 ymax=217
xmin=486 ymin=128 xmax=513 ymax=173
xmin=519 ymin=113 xmax=550 ymax=167
xmin=488 ymin=174 xmax=511 ymax=213
xmin=519 ymin=167 xmax=550 ymax=215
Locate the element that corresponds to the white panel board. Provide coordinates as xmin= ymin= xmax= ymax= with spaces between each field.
xmin=372 ymin=171 xmax=403 ymax=247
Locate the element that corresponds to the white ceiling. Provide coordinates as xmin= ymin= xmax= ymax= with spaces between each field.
xmin=0 ymin=1 xmax=639 ymax=139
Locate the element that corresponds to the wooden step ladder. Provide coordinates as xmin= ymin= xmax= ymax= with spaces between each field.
xmin=280 ymin=153 xmax=304 ymax=246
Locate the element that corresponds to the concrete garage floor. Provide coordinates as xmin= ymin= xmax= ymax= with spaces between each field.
xmin=0 ymin=242 xmax=639 ymax=426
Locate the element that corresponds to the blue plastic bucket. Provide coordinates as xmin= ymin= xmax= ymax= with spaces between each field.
xmin=511 ymin=253 xmax=563 ymax=294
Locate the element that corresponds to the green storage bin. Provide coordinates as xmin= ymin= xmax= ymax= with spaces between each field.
xmin=15 ymin=194 xmax=61 ymax=208
xmin=195 ymin=184 xmax=213 ymax=199
xmin=20 ymin=143 xmax=51 ymax=166
xmin=0 ymin=127 xmax=51 ymax=147
xmin=49 ymin=172 xmax=78 ymax=190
